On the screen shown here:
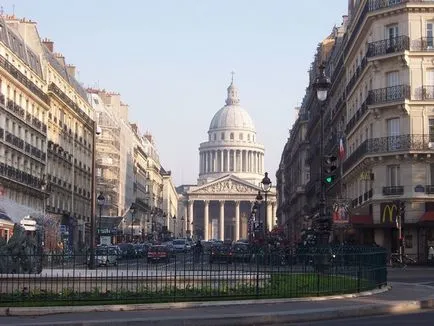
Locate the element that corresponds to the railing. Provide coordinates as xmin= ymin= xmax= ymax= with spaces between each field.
xmin=383 ymin=186 xmax=404 ymax=196
xmin=0 ymin=54 xmax=49 ymax=104
xmin=48 ymin=83 xmax=93 ymax=127
xmin=345 ymin=99 xmax=369 ymax=134
xmin=343 ymin=134 xmax=430 ymax=172
xmin=1 ymin=98 xmax=47 ymax=134
xmin=0 ymin=162 xmax=42 ymax=189
xmin=368 ymin=85 xmax=411 ymax=105
xmin=346 ymin=56 xmax=368 ymax=95
xmin=0 ymin=246 xmax=387 ymax=305
xmin=413 ymin=85 xmax=434 ymax=100
xmin=425 ymin=185 xmax=434 ymax=194
xmin=412 ymin=37 xmax=434 ymax=51
xmin=367 ymin=35 xmax=410 ymax=57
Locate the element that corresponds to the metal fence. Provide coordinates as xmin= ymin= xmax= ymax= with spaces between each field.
xmin=0 ymin=245 xmax=387 ymax=306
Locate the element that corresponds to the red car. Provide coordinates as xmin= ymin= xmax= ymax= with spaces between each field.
xmin=147 ymin=245 xmax=170 ymax=263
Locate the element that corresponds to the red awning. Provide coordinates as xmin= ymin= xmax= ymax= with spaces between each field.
xmin=350 ymin=215 xmax=373 ymax=224
xmin=420 ymin=211 xmax=434 ymax=223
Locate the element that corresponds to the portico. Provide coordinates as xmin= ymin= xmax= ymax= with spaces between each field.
xmin=183 ymin=175 xmax=276 ymax=241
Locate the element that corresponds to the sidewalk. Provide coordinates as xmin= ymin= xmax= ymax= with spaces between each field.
xmin=0 ymin=282 xmax=433 ymax=325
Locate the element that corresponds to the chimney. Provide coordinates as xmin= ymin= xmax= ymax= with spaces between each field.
xmin=342 ymin=15 xmax=348 ymax=26
xmin=66 ymin=64 xmax=76 ymax=78
xmin=42 ymin=38 xmax=54 ymax=52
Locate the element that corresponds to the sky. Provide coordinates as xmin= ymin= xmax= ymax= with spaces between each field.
xmin=2 ymin=0 xmax=348 ymax=186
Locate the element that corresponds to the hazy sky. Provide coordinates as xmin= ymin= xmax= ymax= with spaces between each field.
xmin=2 ymin=1 xmax=348 ymax=185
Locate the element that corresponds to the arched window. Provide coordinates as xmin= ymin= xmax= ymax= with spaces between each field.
xmin=239 ymin=133 xmax=243 ymax=140
xmin=213 ymin=133 xmax=217 ymax=141
xmin=221 ymin=133 xmax=225 ymax=140
xmin=230 ymin=133 xmax=234 ymax=140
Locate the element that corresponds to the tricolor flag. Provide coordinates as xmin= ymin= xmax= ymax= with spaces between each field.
xmin=339 ymin=138 xmax=345 ymax=160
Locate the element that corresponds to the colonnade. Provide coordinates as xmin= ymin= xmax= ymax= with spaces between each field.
xmin=199 ymin=149 xmax=264 ymax=175
xmin=184 ymin=199 xmax=276 ymax=241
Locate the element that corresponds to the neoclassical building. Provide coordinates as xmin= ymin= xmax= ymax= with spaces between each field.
xmin=177 ymin=78 xmax=276 ymax=241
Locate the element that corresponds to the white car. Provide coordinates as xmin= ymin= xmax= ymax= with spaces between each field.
xmin=172 ymin=239 xmax=191 ymax=253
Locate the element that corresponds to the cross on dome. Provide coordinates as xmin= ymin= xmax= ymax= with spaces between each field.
xmin=226 ymin=71 xmax=240 ymax=105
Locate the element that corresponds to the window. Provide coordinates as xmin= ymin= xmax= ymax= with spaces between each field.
xmin=387 ymin=118 xmax=400 ymax=150
xmin=430 ymin=163 xmax=434 ymax=185
xmin=386 ymin=24 xmax=399 ymax=47
xmin=428 ymin=22 xmax=434 ymax=48
xmin=239 ymin=133 xmax=243 ymax=140
xmin=387 ymin=165 xmax=400 ymax=186
xmin=230 ymin=133 xmax=234 ymax=140
xmin=430 ymin=119 xmax=434 ymax=142
xmin=221 ymin=133 xmax=224 ymax=140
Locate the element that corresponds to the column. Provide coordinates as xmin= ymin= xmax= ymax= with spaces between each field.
xmin=271 ymin=201 xmax=276 ymax=226
xmin=219 ymin=200 xmax=225 ymax=240
xmin=226 ymin=150 xmax=230 ymax=172
xmin=204 ymin=200 xmax=209 ymax=241
xmin=184 ymin=203 xmax=188 ymax=234
xmin=188 ymin=200 xmax=194 ymax=237
xmin=262 ymin=154 xmax=265 ymax=174
xmin=234 ymin=150 xmax=237 ymax=172
xmin=220 ymin=150 xmax=224 ymax=172
xmin=235 ymin=201 xmax=240 ymax=241
xmin=267 ymin=201 xmax=273 ymax=231
xmin=240 ymin=150 xmax=244 ymax=172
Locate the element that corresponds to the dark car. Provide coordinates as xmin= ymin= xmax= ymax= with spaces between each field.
xmin=209 ymin=244 xmax=233 ymax=264
xmin=232 ymin=243 xmax=252 ymax=263
xmin=117 ymin=243 xmax=136 ymax=259
xmin=147 ymin=245 xmax=170 ymax=263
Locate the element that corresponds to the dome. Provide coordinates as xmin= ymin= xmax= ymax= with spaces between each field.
xmin=208 ymin=79 xmax=255 ymax=132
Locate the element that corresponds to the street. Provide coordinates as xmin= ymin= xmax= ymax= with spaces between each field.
xmin=387 ymin=266 xmax=434 ymax=284
xmin=297 ymin=309 xmax=434 ymax=325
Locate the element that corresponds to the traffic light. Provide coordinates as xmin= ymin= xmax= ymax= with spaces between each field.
xmin=324 ymin=155 xmax=338 ymax=184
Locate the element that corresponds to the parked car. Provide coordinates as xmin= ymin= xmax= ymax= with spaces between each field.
xmin=134 ymin=243 xmax=149 ymax=258
xmin=147 ymin=245 xmax=170 ymax=263
xmin=172 ymin=239 xmax=191 ymax=253
xmin=88 ymin=246 xmax=118 ymax=267
xmin=117 ymin=243 xmax=136 ymax=259
xmin=232 ymin=243 xmax=252 ymax=262
xmin=209 ymin=244 xmax=233 ymax=264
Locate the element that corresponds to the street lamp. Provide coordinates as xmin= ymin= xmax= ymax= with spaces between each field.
xmin=172 ymin=215 xmax=177 ymax=238
xmin=97 ymin=193 xmax=105 ymax=244
xmin=181 ymin=216 xmax=185 ymax=238
xmin=313 ymin=62 xmax=331 ymax=244
xmin=130 ymin=202 xmax=136 ymax=242
xmin=260 ymin=172 xmax=272 ymax=237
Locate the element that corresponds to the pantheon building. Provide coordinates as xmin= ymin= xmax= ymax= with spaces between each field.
xmin=177 ymin=77 xmax=276 ymax=241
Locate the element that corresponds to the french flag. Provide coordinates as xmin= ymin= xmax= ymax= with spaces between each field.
xmin=339 ymin=138 xmax=345 ymax=161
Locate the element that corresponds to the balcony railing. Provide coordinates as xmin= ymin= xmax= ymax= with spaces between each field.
xmin=0 ymin=162 xmax=42 ymax=189
xmin=368 ymin=85 xmax=411 ymax=105
xmin=346 ymin=56 xmax=368 ymax=95
xmin=413 ymin=85 xmax=434 ymax=100
xmin=345 ymin=99 xmax=369 ymax=134
xmin=383 ymin=186 xmax=404 ymax=196
xmin=425 ymin=185 xmax=434 ymax=194
xmin=343 ymin=134 xmax=430 ymax=172
xmin=367 ymin=35 xmax=410 ymax=57
xmin=2 ymin=97 xmax=47 ymax=134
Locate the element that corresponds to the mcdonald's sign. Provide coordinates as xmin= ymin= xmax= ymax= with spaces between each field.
xmin=380 ymin=203 xmax=398 ymax=225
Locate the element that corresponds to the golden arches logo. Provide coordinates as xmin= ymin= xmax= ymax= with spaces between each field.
xmin=381 ymin=204 xmax=397 ymax=223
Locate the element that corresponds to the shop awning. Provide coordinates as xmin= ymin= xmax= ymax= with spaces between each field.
xmin=350 ymin=215 xmax=373 ymax=225
xmin=419 ymin=211 xmax=434 ymax=223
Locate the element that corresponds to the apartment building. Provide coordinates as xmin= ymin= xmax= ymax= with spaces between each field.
xmin=278 ymin=0 xmax=434 ymax=263
xmin=0 ymin=16 xmax=48 ymax=240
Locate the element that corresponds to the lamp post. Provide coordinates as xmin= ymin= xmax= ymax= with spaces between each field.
xmin=172 ymin=215 xmax=177 ymax=238
xmin=260 ymin=172 xmax=272 ymax=238
xmin=313 ymin=63 xmax=331 ymax=244
xmin=130 ymin=202 xmax=136 ymax=242
xmin=181 ymin=216 xmax=185 ymax=238
xmin=255 ymin=191 xmax=263 ymax=236
xmin=97 ymin=193 xmax=105 ymax=244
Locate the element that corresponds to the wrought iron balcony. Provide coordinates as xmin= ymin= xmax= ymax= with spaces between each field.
xmin=367 ymin=35 xmax=410 ymax=57
xmin=383 ymin=186 xmax=404 ymax=196
xmin=345 ymin=99 xmax=369 ymax=134
xmin=343 ymin=134 xmax=430 ymax=173
xmin=426 ymin=185 xmax=434 ymax=194
xmin=0 ymin=162 xmax=42 ymax=189
xmin=413 ymin=85 xmax=434 ymax=100
xmin=0 ymin=55 xmax=49 ymax=104
xmin=346 ymin=57 xmax=368 ymax=95
xmin=368 ymin=85 xmax=411 ymax=105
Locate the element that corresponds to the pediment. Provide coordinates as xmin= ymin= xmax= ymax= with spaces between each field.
xmin=191 ymin=175 xmax=260 ymax=194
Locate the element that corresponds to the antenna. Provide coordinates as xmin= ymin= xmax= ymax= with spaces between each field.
xmin=12 ymin=4 xmax=15 ymax=16
xmin=231 ymin=70 xmax=235 ymax=83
